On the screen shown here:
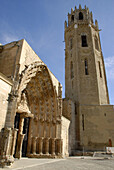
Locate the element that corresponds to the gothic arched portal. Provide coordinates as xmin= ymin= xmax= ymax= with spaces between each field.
xmin=14 ymin=62 xmax=62 ymax=158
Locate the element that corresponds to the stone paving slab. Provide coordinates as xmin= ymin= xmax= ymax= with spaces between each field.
xmin=1 ymin=157 xmax=114 ymax=170
xmin=2 ymin=158 xmax=64 ymax=170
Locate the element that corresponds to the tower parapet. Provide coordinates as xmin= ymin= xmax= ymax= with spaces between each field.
xmin=65 ymin=5 xmax=99 ymax=31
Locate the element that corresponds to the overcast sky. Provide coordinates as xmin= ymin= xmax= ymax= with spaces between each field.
xmin=0 ymin=0 xmax=114 ymax=104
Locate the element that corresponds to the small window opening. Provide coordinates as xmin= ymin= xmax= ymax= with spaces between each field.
xmin=82 ymin=114 xmax=84 ymax=131
xmin=70 ymin=38 xmax=73 ymax=50
xmin=75 ymin=103 xmax=77 ymax=115
xmin=94 ymin=36 xmax=99 ymax=51
xmin=79 ymin=12 xmax=83 ymax=20
xmin=85 ymin=59 xmax=89 ymax=75
xmin=98 ymin=61 xmax=102 ymax=78
xmin=71 ymin=15 xmax=74 ymax=22
xmin=72 ymin=80 xmax=73 ymax=89
xmin=71 ymin=61 xmax=74 ymax=79
xmin=81 ymin=35 xmax=88 ymax=47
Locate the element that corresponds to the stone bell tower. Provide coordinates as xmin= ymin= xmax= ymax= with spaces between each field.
xmin=63 ymin=5 xmax=114 ymax=152
xmin=64 ymin=5 xmax=109 ymax=105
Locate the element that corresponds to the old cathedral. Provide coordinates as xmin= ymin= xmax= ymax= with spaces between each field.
xmin=0 ymin=5 xmax=114 ymax=167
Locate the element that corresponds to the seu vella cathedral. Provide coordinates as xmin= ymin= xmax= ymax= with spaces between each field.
xmin=0 ymin=5 xmax=114 ymax=167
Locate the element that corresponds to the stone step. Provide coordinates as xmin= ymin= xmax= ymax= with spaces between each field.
xmin=71 ymin=150 xmax=94 ymax=156
xmin=71 ymin=150 xmax=113 ymax=158
xmin=93 ymin=152 xmax=113 ymax=158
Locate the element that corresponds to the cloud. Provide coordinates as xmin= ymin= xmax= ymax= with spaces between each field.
xmin=104 ymin=56 xmax=114 ymax=80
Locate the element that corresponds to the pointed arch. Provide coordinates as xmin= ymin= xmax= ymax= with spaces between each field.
xmin=14 ymin=61 xmax=62 ymax=158
xmin=71 ymin=15 xmax=74 ymax=22
xmin=79 ymin=12 xmax=83 ymax=20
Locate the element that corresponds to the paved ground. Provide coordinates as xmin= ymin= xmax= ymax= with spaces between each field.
xmin=2 ymin=157 xmax=114 ymax=170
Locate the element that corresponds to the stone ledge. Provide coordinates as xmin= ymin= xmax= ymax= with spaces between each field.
xmin=27 ymin=154 xmax=63 ymax=159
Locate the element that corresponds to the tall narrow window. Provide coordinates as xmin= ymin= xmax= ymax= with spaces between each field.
xmin=72 ymin=80 xmax=73 ymax=89
xmin=98 ymin=61 xmax=102 ymax=78
xmin=85 ymin=59 xmax=89 ymax=75
xmin=79 ymin=12 xmax=83 ymax=20
xmin=70 ymin=38 xmax=73 ymax=50
xmin=94 ymin=36 xmax=99 ymax=51
xmin=75 ymin=103 xmax=77 ymax=115
xmin=71 ymin=61 xmax=74 ymax=79
xmin=81 ymin=35 xmax=88 ymax=47
xmin=82 ymin=114 xmax=84 ymax=131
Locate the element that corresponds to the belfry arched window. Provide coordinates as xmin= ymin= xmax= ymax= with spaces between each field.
xmin=71 ymin=15 xmax=74 ymax=22
xmin=71 ymin=61 xmax=74 ymax=79
xmin=79 ymin=12 xmax=83 ymax=20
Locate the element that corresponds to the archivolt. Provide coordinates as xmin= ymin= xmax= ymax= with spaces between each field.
xmin=17 ymin=61 xmax=56 ymax=101
xmin=16 ymin=61 xmax=59 ymax=138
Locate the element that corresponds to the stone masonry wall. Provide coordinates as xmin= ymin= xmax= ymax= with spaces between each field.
xmin=61 ymin=116 xmax=70 ymax=157
xmin=0 ymin=41 xmax=23 ymax=79
xmin=62 ymin=99 xmax=76 ymax=155
xmin=79 ymin=104 xmax=114 ymax=150
xmin=0 ymin=73 xmax=12 ymax=131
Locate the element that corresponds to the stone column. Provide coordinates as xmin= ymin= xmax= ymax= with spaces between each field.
xmin=56 ymin=139 xmax=63 ymax=156
xmin=4 ymin=128 xmax=12 ymax=156
xmin=10 ymin=129 xmax=18 ymax=156
xmin=0 ymin=90 xmax=18 ymax=167
xmin=27 ymin=118 xmax=33 ymax=156
xmin=18 ymin=117 xmax=24 ymax=134
xmin=32 ymin=137 xmax=37 ymax=155
xmin=15 ymin=133 xmax=25 ymax=159
xmin=61 ymin=139 xmax=63 ymax=156
xmin=0 ymin=128 xmax=14 ymax=167
xmin=5 ymin=90 xmax=18 ymax=129
xmin=51 ymin=138 xmax=56 ymax=155
xmin=44 ymin=138 xmax=49 ymax=155
xmin=15 ymin=117 xmax=24 ymax=159
xmin=38 ymin=137 xmax=43 ymax=155
xmin=0 ymin=128 xmax=11 ymax=157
